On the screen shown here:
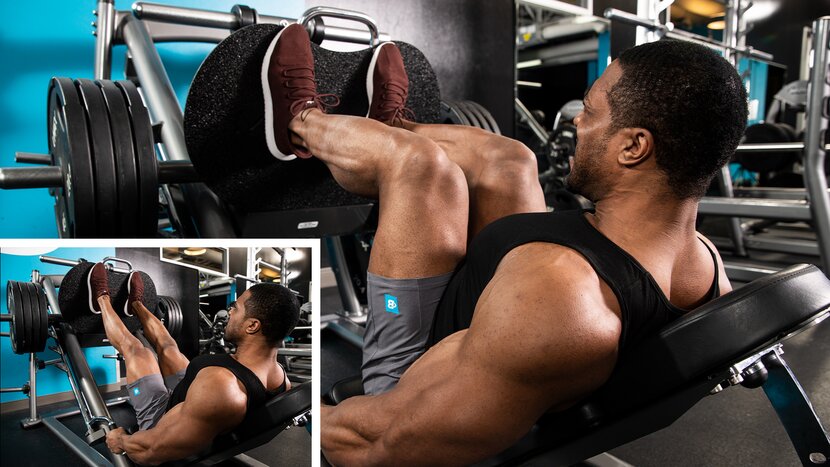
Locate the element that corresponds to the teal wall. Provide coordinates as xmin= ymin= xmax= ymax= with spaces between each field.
xmin=1 ymin=247 xmax=116 ymax=403
xmin=0 ymin=0 xmax=305 ymax=238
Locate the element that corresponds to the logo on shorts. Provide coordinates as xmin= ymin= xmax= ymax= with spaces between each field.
xmin=384 ymin=294 xmax=399 ymax=314
xmin=133 ymin=387 xmax=140 ymax=396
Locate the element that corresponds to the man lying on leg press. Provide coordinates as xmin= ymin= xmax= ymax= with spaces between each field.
xmin=83 ymin=263 xmax=300 ymax=465
xmin=264 ymin=24 xmax=746 ymax=465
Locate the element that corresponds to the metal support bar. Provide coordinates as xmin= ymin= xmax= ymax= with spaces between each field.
xmin=40 ymin=276 xmax=64 ymax=320
xmin=39 ymin=256 xmax=131 ymax=275
xmin=515 ymin=98 xmax=550 ymax=145
xmin=804 ymin=17 xmax=830 ymax=272
xmin=698 ymin=197 xmax=812 ymax=221
xmin=23 ymin=352 xmax=40 ymax=425
xmin=42 ymin=416 xmax=114 ymax=467
xmin=0 ymin=386 xmax=27 ymax=393
xmin=57 ymin=323 xmax=132 ymax=467
xmin=761 ymin=350 xmax=830 ymax=465
xmin=15 ymin=152 xmax=52 ymax=164
xmin=603 ymin=8 xmax=773 ymax=61
xmin=132 ymin=2 xmax=391 ymax=44
xmin=326 ymin=237 xmax=364 ymax=317
xmin=121 ymin=15 xmax=185 ymax=162
xmin=94 ymin=0 xmax=116 ymax=79
xmin=717 ymin=166 xmax=748 ymax=256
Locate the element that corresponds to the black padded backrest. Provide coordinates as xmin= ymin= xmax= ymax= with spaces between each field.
xmin=192 ymin=381 xmax=312 ymax=465
xmin=185 ymin=23 xmax=441 ymax=212
xmin=586 ymin=264 xmax=830 ymax=419
xmin=325 ymin=375 xmax=365 ymax=405
xmin=57 ymin=261 xmax=158 ymax=336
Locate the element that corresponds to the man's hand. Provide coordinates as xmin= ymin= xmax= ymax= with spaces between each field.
xmin=106 ymin=427 xmax=127 ymax=455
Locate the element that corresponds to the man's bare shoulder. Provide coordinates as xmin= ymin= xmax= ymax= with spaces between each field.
xmin=186 ymin=367 xmax=248 ymax=417
xmin=465 ymin=241 xmax=622 ymax=407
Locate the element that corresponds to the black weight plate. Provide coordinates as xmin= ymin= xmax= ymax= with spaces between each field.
xmin=33 ymin=282 xmax=49 ymax=352
xmin=48 ymin=78 xmax=97 ymax=237
xmin=116 ymin=81 xmax=158 ymax=237
xmin=76 ymin=79 xmax=119 ymax=238
xmin=467 ymin=101 xmax=501 ymax=135
xmin=97 ymin=80 xmax=140 ymax=236
xmin=16 ymin=281 xmax=32 ymax=354
xmin=460 ymin=101 xmax=490 ymax=132
xmin=449 ymin=101 xmax=471 ymax=126
xmin=23 ymin=283 xmax=43 ymax=353
xmin=7 ymin=281 xmax=22 ymax=354
xmin=456 ymin=101 xmax=484 ymax=130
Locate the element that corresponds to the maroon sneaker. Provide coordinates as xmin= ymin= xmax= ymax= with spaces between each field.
xmin=261 ymin=23 xmax=338 ymax=160
xmin=366 ymin=42 xmax=413 ymax=124
xmin=124 ymin=272 xmax=144 ymax=316
xmin=87 ymin=263 xmax=109 ymax=314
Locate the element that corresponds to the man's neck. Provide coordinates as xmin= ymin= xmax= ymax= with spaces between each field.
xmin=588 ymin=188 xmax=700 ymax=253
xmin=232 ymin=339 xmax=278 ymax=368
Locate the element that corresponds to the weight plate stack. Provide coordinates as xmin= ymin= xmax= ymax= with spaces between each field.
xmin=5 ymin=281 xmax=49 ymax=354
xmin=158 ymin=296 xmax=183 ymax=339
xmin=48 ymin=78 xmax=97 ymax=238
xmin=440 ymin=100 xmax=501 ymax=135
xmin=116 ymin=80 xmax=159 ymax=238
xmin=46 ymin=77 xmax=159 ymax=238
xmin=97 ymin=80 xmax=140 ymax=236
xmin=76 ymin=79 xmax=119 ymax=237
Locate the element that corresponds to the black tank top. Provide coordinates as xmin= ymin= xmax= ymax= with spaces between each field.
xmin=428 ymin=209 xmax=720 ymax=352
xmin=165 ymin=354 xmax=286 ymax=416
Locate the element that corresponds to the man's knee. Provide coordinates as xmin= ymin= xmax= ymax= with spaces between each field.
xmin=479 ymin=139 xmax=539 ymax=189
xmin=158 ymin=342 xmax=183 ymax=363
xmin=124 ymin=343 xmax=155 ymax=364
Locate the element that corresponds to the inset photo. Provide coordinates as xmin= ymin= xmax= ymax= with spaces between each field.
xmin=0 ymin=244 xmax=315 ymax=466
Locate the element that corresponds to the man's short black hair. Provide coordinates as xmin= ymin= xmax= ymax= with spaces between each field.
xmin=606 ymin=39 xmax=748 ymax=199
xmin=244 ymin=283 xmax=300 ymax=345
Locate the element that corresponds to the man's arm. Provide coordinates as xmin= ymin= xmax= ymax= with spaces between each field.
xmin=321 ymin=243 xmax=622 ymax=466
xmin=110 ymin=367 xmax=247 ymax=465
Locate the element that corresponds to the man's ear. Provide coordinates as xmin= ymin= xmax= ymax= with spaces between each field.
xmin=245 ymin=318 xmax=262 ymax=335
xmin=617 ymin=127 xmax=654 ymax=166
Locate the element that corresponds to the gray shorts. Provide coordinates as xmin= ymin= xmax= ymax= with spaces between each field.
xmin=362 ymin=271 xmax=453 ymax=395
xmin=127 ymin=369 xmax=186 ymax=430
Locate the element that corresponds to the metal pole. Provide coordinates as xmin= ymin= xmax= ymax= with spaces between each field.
xmin=25 ymin=352 xmax=40 ymax=424
xmin=120 ymin=15 xmax=186 ymax=162
xmin=723 ymin=0 xmax=739 ymax=66
xmin=58 ymin=323 xmax=132 ymax=467
xmin=805 ymin=17 xmax=830 ymax=273
xmin=94 ymin=0 xmax=115 ymax=79
xmin=326 ymin=237 xmax=364 ymax=316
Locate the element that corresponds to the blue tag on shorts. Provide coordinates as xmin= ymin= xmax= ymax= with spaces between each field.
xmin=133 ymin=387 xmax=141 ymax=396
xmin=384 ymin=294 xmax=399 ymax=314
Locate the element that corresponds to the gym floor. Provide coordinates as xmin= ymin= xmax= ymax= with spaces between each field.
xmin=0 ymin=386 xmax=311 ymax=467
xmin=320 ymin=282 xmax=829 ymax=467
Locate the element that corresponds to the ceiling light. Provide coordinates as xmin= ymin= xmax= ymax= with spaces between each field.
xmin=184 ymin=247 xmax=207 ymax=256
xmin=517 ymin=59 xmax=542 ymax=69
xmin=707 ymin=20 xmax=725 ymax=30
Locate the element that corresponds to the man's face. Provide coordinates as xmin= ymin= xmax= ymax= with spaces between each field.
xmin=566 ymin=61 xmax=622 ymax=201
xmin=223 ymin=290 xmax=251 ymax=345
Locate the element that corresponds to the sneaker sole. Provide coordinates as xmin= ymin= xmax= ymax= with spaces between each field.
xmin=124 ymin=272 xmax=135 ymax=316
xmin=365 ymin=42 xmax=391 ymax=118
xmin=87 ymin=267 xmax=102 ymax=315
xmin=261 ymin=26 xmax=298 ymax=162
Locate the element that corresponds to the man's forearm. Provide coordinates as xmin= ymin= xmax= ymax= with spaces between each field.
xmin=120 ymin=430 xmax=162 ymax=465
xmin=321 ymin=396 xmax=394 ymax=466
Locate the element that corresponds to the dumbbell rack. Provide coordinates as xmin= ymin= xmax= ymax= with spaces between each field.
xmin=0 ymin=2 xmax=392 ymax=238
xmin=1 ymin=256 xmax=140 ymax=467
